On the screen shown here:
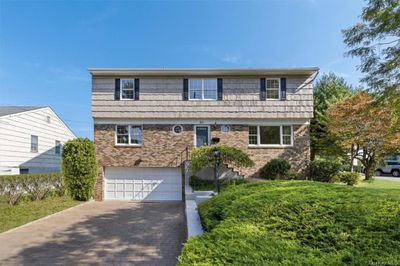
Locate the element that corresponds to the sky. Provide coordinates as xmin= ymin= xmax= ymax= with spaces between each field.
xmin=0 ymin=0 xmax=366 ymax=139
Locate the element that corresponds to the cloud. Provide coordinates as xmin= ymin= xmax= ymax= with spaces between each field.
xmin=222 ymin=54 xmax=241 ymax=64
xmin=80 ymin=7 xmax=118 ymax=27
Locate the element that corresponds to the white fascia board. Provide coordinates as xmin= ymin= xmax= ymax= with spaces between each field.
xmin=93 ymin=118 xmax=310 ymax=125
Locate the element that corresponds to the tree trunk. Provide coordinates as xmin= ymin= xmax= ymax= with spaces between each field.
xmin=350 ymin=144 xmax=354 ymax=172
xmin=310 ymin=148 xmax=316 ymax=161
xmin=364 ymin=165 xmax=374 ymax=180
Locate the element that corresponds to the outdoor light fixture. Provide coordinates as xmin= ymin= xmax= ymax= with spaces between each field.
xmin=213 ymin=147 xmax=220 ymax=194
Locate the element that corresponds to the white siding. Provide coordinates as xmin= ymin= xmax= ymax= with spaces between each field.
xmin=0 ymin=107 xmax=76 ymax=175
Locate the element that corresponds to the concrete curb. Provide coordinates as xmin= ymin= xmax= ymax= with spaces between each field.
xmin=0 ymin=199 xmax=94 ymax=236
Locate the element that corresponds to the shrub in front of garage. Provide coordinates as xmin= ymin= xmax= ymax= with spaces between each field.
xmin=62 ymin=138 xmax=97 ymax=201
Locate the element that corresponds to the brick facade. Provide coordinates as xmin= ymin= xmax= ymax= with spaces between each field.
xmin=93 ymin=123 xmax=310 ymax=200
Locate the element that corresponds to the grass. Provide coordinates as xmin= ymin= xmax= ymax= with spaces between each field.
xmin=178 ymin=180 xmax=400 ymax=265
xmin=0 ymin=195 xmax=80 ymax=233
xmin=357 ymin=178 xmax=400 ymax=190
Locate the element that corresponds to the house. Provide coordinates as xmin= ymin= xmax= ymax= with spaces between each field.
xmin=0 ymin=106 xmax=76 ymax=175
xmin=91 ymin=68 xmax=318 ymax=201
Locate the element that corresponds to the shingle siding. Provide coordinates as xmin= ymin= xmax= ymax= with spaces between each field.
xmin=91 ymin=76 xmax=313 ymax=119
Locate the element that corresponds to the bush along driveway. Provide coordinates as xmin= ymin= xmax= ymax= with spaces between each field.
xmin=178 ymin=180 xmax=400 ymax=265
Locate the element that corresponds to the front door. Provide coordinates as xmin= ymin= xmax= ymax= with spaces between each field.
xmin=195 ymin=126 xmax=210 ymax=147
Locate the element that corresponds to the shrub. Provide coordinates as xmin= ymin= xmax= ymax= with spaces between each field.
xmin=189 ymin=176 xmax=247 ymax=191
xmin=336 ymin=171 xmax=361 ymax=186
xmin=62 ymin=138 xmax=97 ymax=201
xmin=309 ymin=158 xmax=342 ymax=182
xmin=178 ymin=181 xmax=400 ymax=265
xmin=0 ymin=173 xmax=63 ymax=205
xmin=190 ymin=145 xmax=254 ymax=174
xmin=259 ymin=159 xmax=291 ymax=180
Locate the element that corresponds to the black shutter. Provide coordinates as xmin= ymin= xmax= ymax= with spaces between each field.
xmin=217 ymin=78 xmax=223 ymax=100
xmin=183 ymin=79 xmax=188 ymax=100
xmin=115 ymin=78 xmax=120 ymax=100
xmin=280 ymin=77 xmax=287 ymax=100
xmin=260 ymin=78 xmax=266 ymax=100
xmin=134 ymin=79 xmax=140 ymax=100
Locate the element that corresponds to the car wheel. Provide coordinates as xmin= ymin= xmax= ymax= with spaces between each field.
xmin=392 ymin=170 xmax=400 ymax=177
xmin=376 ymin=169 xmax=383 ymax=176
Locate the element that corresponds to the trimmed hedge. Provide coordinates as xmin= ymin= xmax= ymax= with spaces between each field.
xmin=62 ymin=138 xmax=97 ymax=201
xmin=0 ymin=173 xmax=63 ymax=205
xmin=336 ymin=171 xmax=361 ymax=186
xmin=309 ymin=157 xmax=342 ymax=182
xmin=260 ymin=159 xmax=291 ymax=180
xmin=178 ymin=181 xmax=400 ymax=265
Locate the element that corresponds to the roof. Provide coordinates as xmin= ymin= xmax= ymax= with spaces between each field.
xmin=88 ymin=67 xmax=319 ymax=77
xmin=0 ymin=106 xmax=44 ymax=117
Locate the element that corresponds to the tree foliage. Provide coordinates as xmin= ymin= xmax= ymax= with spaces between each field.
xmin=190 ymin=145 xmax=254 ymax=174
xmin=342 ymin=0 xmax=400 ymax=95
xmin=327 ymin=92 xmax=400 ymax=180
xmin=311 ymin=73 xmax=354 ymax=159
xmin=62 ymin=138 xmax=98 ymax=201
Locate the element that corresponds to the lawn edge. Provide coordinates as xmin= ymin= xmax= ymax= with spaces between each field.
xmin=0 ymin=199 xmax=93 ymax=236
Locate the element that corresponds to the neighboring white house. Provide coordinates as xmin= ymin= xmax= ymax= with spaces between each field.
xmin=0 ymin=106 xmax=76 ymax=175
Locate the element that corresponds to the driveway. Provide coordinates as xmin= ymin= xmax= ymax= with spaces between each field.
xmin=0 ymin=201 xmax=186 ymax=265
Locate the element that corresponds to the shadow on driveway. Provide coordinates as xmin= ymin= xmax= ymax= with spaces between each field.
xmin=0 ymin=201 xmax=186 ymax=265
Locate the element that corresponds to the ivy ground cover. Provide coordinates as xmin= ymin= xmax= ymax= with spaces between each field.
xmin=178 ymin=181 xmax=400 ymax=265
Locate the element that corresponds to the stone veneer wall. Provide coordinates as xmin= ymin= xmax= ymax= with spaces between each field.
xmin=93 ymin=123 xmax=310 ymax=200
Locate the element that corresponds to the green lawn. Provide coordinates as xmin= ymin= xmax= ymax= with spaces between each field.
xmin=179 ymin=180 xmax=400 ymax=265
xmin=357 ymin=178 xmax=400 ymax=190
xmin=0 ymin=195 xmax=80 ymax=233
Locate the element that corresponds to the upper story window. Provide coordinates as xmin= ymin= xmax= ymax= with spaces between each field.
xmin=31 ymin=135 xmax=38 ymax=153
xmin=55 ymin=140 xmax=61 ymax=155
xmin=116 ymin=125 xmax=142 ymax=145
xmin=248 ymin=125 xmax=293 ymax=147
xmin=189 ymin=79 xmax=217 ymax=100
xmin=121 ymin=79 xmax=134 ymax=100
xmin=266 ymin=78 xmax=280 ymax=100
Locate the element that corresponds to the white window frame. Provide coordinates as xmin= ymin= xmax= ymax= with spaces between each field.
xmin=115 ymin=125 xmax=143 ymax=146
xmin=172 ymin=125 xmax=184 ymax=135
xmin=189 ymin=78 xmax=218 ymax=101
xmin=120 ymin=79 xmax=135 ymax=100
xmin=248 ymin=125 xmax=293 ymax=147
xmin=55 ymin=140 xmax=61 ymax=155
xmin=31 ymin=135 xmax=38 ymax=153
xmin=193 ymin=125 xmax=211 ymax=147
xmin=265 ymin=78 xmax=281 ymax=100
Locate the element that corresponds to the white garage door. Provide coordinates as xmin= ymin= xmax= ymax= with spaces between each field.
xmin=104 ymin=167 xmax=182 ymax=201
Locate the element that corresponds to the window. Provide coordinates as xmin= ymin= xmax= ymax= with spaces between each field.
xmin=220 ymin=125 xmax=230 ymax=133
xmin=249 ymin=126 xmax=258 ymax=145
xmin=189 ymin=79 xmax=217 ymax=100
xmin=248 ymin=125 xmax=293 ymax=146
xmin=121 ymin=79 xmax=134 ymax=100
xmin=31 ymin=135 xmax=38 ymax=152
xmin=116 ymin=125 xmax=142 ymax=145
xmin=55 ymin=140 xmax=61 ymax=155
xmin=172 ymin=125 xmax=183 ymax=134
xmin=266 ymin=78 xmax=280 ymax=100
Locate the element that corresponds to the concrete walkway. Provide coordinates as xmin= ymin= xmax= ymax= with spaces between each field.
xmin=0 ymin=201 xmax=186 ymax=265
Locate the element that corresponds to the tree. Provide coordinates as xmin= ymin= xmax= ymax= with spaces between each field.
xmin=327 ymin=92 xmax=399 ymax=180
xmin=311 ymin=73 xmax=354 ymax=160
xmin=62 ymin=138 xmax=98 ymax=201
xmin=190 ymin=145 xmax=254 ymax=174
xmin=342 ymin=0 xmax=400 ymax=96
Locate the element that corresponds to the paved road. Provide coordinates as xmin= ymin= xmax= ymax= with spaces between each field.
xmin=0 ymin=201 xmax=186 ymax=265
